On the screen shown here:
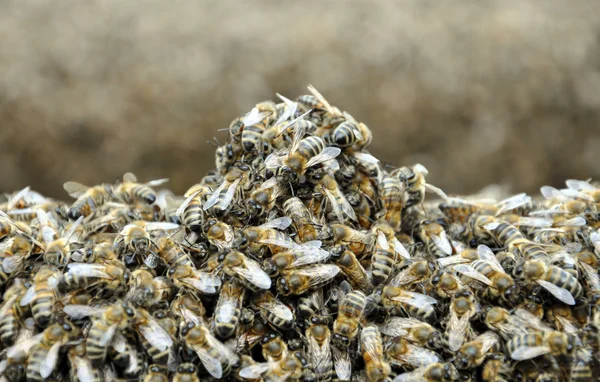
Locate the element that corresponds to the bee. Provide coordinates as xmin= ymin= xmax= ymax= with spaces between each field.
xmin=360 ymin=325 xmax=391 ymax=382
xmin=546 ymin=305 xmax=579 ymax=334
xmin=234 ymin=217 xmax=294 ymax=255
xmin=110 ymin=332 xmax=144 ymax=377
xmin=438 ymin=197 xmax=494 ymax=224
xmin=316 ymin=174 xmax=356 ymax=223
xmin=507 ymin=331 xmax=578 ymax=361
xmin=134 ymin=307 xmax=174 ymax=366
xmin=283 ymin=196 xmax=319 ymax=243
xmin=454 ymin=332 xmax=500 ymax=370
xmin=382 ymin=285 xmax=437 ymax=322
xmin=429 ymin=270 xmax=466 ymax=299
xmin=113 ymin=172 xmax=168 ymax=204
xmin=483 ymin=307 xmax=544 ymax=340
xmin=59 ymin=261 xmax=128 ymax=295
xmin=251 ymin=290 xmax=295 ymax=330
xmin=240 ymin=106 xmax=272 ymax=153
xmin=68 ymin=342 xmax=102 ymax=382
xmin=393 ymin=362 xmax=459 ymax=382
xmin=416 ymin=219 xmax=453 ymax=258
xmin=330 ymin=245 xmax=373 ymax=293
xmin=239 ymin=351 xmax=308 ymax=382
xmin=378 ymin=173 xmax=403 ymax=232
xmin=203 ymin=164 xmax=252 ymax=215
xmin=0 ymin=279 xmax=28 ymax=347
xmin=514 ymin=259 xmax=583 ymax=305
xmin=276 ymin=264 xmax=340 ymax=296
xmin=113 ymin=220 xmax=179 ymax=265
xmin=388 ymin=259 xmax=434 ymax=289
xmin=36 ymin=210 xmax=84 ymax=267
xmin=168 ymin=264 xmax=221 ymax=296
xmin=205 ymin=218 xmax=234 ymax=251
xmin=395 ymin=164 xmax=447 ymax=209
xmin=144 ymin=364 xmax=170 ymax=382
xmin=171 ymin=294 xmax=207 ymax=327
xmin=324 ymin=223 xmax=373 ymax=258
xmin=19 ymin=266 xmax=60 ymax=328
xmin=565 ymin=178 xmax=600 ymax=202
xmin=63 ymin=181 xmax=114 ymax=220
xmin=176 ymin=184 xmax=213 ymax=231
xmin=182 ymin=323 xmax=238 ymax=379
xmin=173 ymin=363 xmax=200 ymax=382
xmin=25 ymin=322 xmax=74 ymax=381
xmin=385 ymin=336 xmax=441 ymax=369
xmin=333 ymin=289 xmax=368 ymax=348
xmin=370 ymin=223 xmax=411 ymax=286
xmin=222 ymin=250 xmax=272 ymax=291
xmin=246 ymin=177 xmax=285 ymax=217
xmin=63 ymin=301 xmax=136 ymax=366
xmin=304 ymin=315 xmax=333 ymax=381
xmin=213 ymin=279 xmax=246 ymax=339
xmin=570 ymin=349 xmax=593 ymax=382
xmin=264 ymin=241 xmax=330 ymax=277
xmin=380 ymin=317 xmax=443 ymax=350
xmin=480 ymin=353 xmax=512 ymax=382
xmin=445 ymin=290 xmax=477 ymax=352
xmin=154 ymin=231 xmax=193 ymax=268
xmin=265 ymin=117 xmax=341 ymax=184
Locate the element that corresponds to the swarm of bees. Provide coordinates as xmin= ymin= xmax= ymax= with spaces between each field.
xmin=0 ymin=86 xmax=598 ymax=382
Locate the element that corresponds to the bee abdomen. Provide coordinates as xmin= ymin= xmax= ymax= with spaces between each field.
xmin=0 ymin=310 xmax=17 ymax=346
xmin=547 ymin=266 xmax=583 ymax=299
xmin=297 ymin=136 xmax=325 ymax=159
xmin=371 ymin=248 xmax=395 ymax=286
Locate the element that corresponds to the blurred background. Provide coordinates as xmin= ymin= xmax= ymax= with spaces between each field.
xmin=1 ymin=0 xmax=600 ymax=199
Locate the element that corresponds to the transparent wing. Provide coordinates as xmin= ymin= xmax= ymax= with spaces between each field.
xmin=296 ymin=264 xmax=340 ymax=287
xmin=123 ymin=172 xmax=137 ymax=183
xmin=217 ymin=178 xmax=241 ymax=211
xmin=447 ymin=312 xmax=470 ymax=351
xmin=566 ymin=179 xmax=595 ymax=191
xmin=254 ymin=296 xmax=293 ymax=321
xmin=40 ymin=341 xmax=61 ymax=378
xmin=176 ymin=191 xmax=201 ymax=218
xmin=513 ymin=217 xmax=553 ymax=227
xmin=74 ymin=357 xmax=96 ymax=382
xmin=510 ymin=345 xmax=551 ymax=361
xmin=42 ymin=226 xmax=57 ymax=245
xmin=290 ymin=247 xmax=330 ymax=267
xmin=513 ymin=309 xmax=552 ymax=332
xmin=540 ymin=186 xmax=567 ymax=200
xmin=111 ymin=332 xmax=127 ymax=353
xmin=591 ymin=232 xmax=600 ymax=254
xmin=6 ymin=333 xmax=43 ymax=360
xmin=290 ymin=122 xmax=307 ymax=154
xmin=98 ymin=324 xmax=117 ymax=347
xmin=215 ymin=295 xmax=236 ymax=323
xmin=259 ymin=217 xmax=292 ymax=230
xmin=144 ymin=222 xmax=180 ymax=231
xmin=376 ymin=231 xmax=389 ymax=250
xmin=477 ymin=245 xmax=503 ymax=272
xmin=496 ymin=193 xmax=531 ymax=215
xmin=64 ymin=216 xmax=84 ymax=241
xmin=380 ymin=317 xmax=423 ymax=337
xmin=579 ymin=261 xmax=600 ymax=291
xmin=555 ymin=217 xmax=586 ymax=227
xmin=360 ymin=328 xmax=382 ymax=362
xmin=203 ymin=181 xmax=228 ymax=210
xmin=536 ymin=279 xmax=575 ymax=305
xmin=239 ymin=362 xmax=275 ymax=379
xmin=0 ymin=294 xmax=18 ymax=316
xmin=332 ymin=346 xmax=352 ymax=381
xmin=195 ymin=347 xmax=223 ymax=379
xmin=308 ymin=334 xmax=331 ymax=376
xmin=67 ymin=264 xmax=111 ymax=279
xmin=307 ymin=84 xmax=335 ymax=114
xmin=243 ymin=107 xmax=270 ymax=127
xmin=233 ymin=261 xmax=272 ymax=290
xmin=63 ymin=182 xmax=89 ymax=198
xmin=2 ymin=255 xmax=25 ymax=274
xmin=306 ymin=147 xmax=342 ymax=168
xmin=430 ymin=231 xmax=452 ymax=255
xmin=19 ymin=286 xmax=36 ymax=306
xmin=259 ymin=177 xmax=280 ymax=190
xmin=182 ymin=277 xmax=218 ymax=294
xmin=477 ymin=332 xmax=500 ymax=353
xmin=454 ymin=264 xmax=493 ymax=286
xmin=323 ymin=188 xmax=345 ymax=223
xmin=483 ymin=222 xmax=500 ymax=231
xmin=275 ymin=93 xmax=298 ymax=123
xmin=264 ymin=152 xmax=285 ymax=169
xmin=277 ymin=110 xmax=311 ymax=138
xmin=7 ymin=186 xmax=31 ymax=210
xmin=63 ymin=305 xmax=106 ymax=320
xmin=145 ymin=178 xmax=169 ymax=187
xmin=258 ymin=236 xmax=298 ymax=249
xmin=400 ymin=343 xmax=440 ymax=367
xmin=425 ymin=183 xmax=448 ymax=199
xmin=391 ymin=238 xmax=411 ymax=259
xmin=438 ymin=254 xmax=471 ymax=268
xmin=393 ymin=369 xmax=427 ymax=382
xmin=137 ymin=316 xmax=173 ymax=351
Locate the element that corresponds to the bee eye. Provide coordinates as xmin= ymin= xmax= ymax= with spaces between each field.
xmin=126 ymin=308 xmax=134 ymax=316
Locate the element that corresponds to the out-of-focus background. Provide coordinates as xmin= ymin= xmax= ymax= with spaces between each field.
xmin=1 ymin=0 xmax=600 ymax=199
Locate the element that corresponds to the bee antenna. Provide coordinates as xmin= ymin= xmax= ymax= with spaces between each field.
xmin=207 ymin=140 xmax=218 ymax=147
xmin=289 ymin=182 xmax=295 ymax=196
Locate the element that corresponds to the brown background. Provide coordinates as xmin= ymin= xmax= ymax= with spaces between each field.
xmin=1 ymin=0 xmax=600 ymax=199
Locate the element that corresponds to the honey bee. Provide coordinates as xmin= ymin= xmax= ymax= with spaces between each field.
xmin=565 ymin=178 xmax=600 ymax=202
xmin=395 ymin=164 xmax=447 ymax=209
xmin=514 ymin=259 xmax=583 ymax=305
xmin=370 ymin=223 xmax=411 ymax=286
xmin=265 ymin=119 xmax=341 ymax=184
xmin=63 ymin=301 xmax=136 ymax=366
xmin=171 ymin=294 xmax=207 ymax=327
xmin=24 ymin=322 xmax=74 ymax=381
xmin=316 ymin=174 xmax=356 ymax=223
xmin=222 ymin=250 xmax=272 ymax=291
xmin=239 ymin=351 xmax=308 ymax=382
xmin=168 ymin=264 xmax=221 ymax=295
xmin=144 ymin=364 xmax=169 ymax=382
xmin=483 ymin=307 xmax=541 ymax=340
xmin=234 ymin=217 xmax=294 ymax=255
xmin=240 ymin=106 xmax=272 ymax=154
xmin=546 ymin=305 xmax=579 ymax=334
xmin=570 ymin=349 xmax=593 ymax=382
xmin=251 ymin=290 xmax=295 ymax=330
xmin=59 ymin=261 xmax=128 ymax=295
xmin=330 ymin=245 xmax=373 ymax=293
xmin=19 ymin=266 xmax=60 ymax=328
xmin=382 ymin=286 xmax=437 ymax=322
xmin=133 ymin=307 xmax=174 ymax=366
xmin=323 ymin=223 xmax=373 ymax=258
xmin=438 ymin=197 xmax=494 ymax=224
xmin=276 ymin=264 xmax=340 ymax=296
xmin=333 ymin=289 xmax=368 ymax=348
xmin=204 ymin=218 xmax=234 ymax=251
xmin=380 ymin=317 xmax=443 ymax=350
xmin=454 ymin=332 xmax=500 ymax=370
xmin=305 ymin=315 xmax=333 ymax=381
xmin=36 ymin=210 xmax=84 ymax=267
xmin=246 ymin=177 xmax=285 ymax=217
xmin=182 ymin=322 xmax=238 ymax=379
xmin=393 ymin=362 xmax=459 ymax=382
xmin=360 ymin=325 xmax=391 ymax=382
xmin=68 ymin=342 xmax=102 ymax=382
xmin=176 ymin=184 xmax=213 ymax=231
xmin=378 ymin=173 xmax=403 ymax=232
xmin=113 ymin=220 xmax=179 ymax=264
xmin=0 ymin=279 xmax=28 ymax=347
xmin=173 ymin=363 xmax=200 ymax=382
xmin=385 ymin=336 xmax=441 ymax=369
xmin=110 ymin=332 xmax=145 ymax=377
xmin=203 ymin=164 xmax=252 ymax=215
xmin=113 ymin=172 xmax=168 ymax=205
xmin=429 ymin=270 xmax=466 ymax=299
xmin=445 ymin=290 xmax=478 ymax=352
xmin=153 ymin=231 xmax=193 ymax=269
xmin=416 ymin=219 xmax=453 ymax=258
xmin=63 ymin=181 xmax=114 ymax=220
xmin=283 ymin=196 xmax=319 ymax=243
xmin=388 ymin=259 xmax=434 ymax=289
xmin=507 ymin=331 xmax=578 ymax=361
xmin=264 ymin=241 xmax=330 ymax=277
xmin=213 ymin=279 xmax=246 ymax=339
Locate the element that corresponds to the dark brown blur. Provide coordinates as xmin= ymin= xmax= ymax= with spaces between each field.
xmin=1 ymin=0 xmax=600 ymax=199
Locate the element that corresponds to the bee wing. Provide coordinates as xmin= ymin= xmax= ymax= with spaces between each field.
xmin=391 ymin=292 xmax=436 ymax=314
xmin=510 ymin=345 xmax=552 ymax=361
xmin=203 ymin=181 xmax=228 ymax=210
xmin=332 ymin=346 xmax=352 ymax=381
xmin=7 ymin=186 xmax=30 ymax=210
xmin=513 ymin=309 xmax=552 ymax=332
xmin=182 ymin=276 xmax=219 ymax=294
xmin=243 ymin=107 xmax=270 ymax=127
xmin=259 ymin=217 xmax=292 ymax=230
xmin=176 ymin=191 xmax=201 ymax=218
xmin=566 ymin=179 xmax=596 ymax=191
xmin=389 ymin=267 xmax=423 ymax=287
xmin=555 ymin=216 xmax=587 ymax=227
xmin=400 ymin=343 xmax=440 ymax=367
xmin=513 ymin=217 xmax=553 ymax=227
xmin=323 ymin=188 xmax=356 ymax=222
xmin=0 ymin=294 xmax=18 ymax=316
xmin=2 ymin=254 xmax=25 ymax=274
xmin=290 ymin=247 xmax=330 ymax=267
xmin=277 ymin=109 xmax=312 ymax=138
xmin=6 ymin=333 xmax=43 ymax=360
xmin=496 ymin=193 xmax=530 ymax=215
xmin=380 ymin=317 xmax=424 ymax=337
xmin=590 ymin=231 xmax=600 ymax=254
xmin=308 ymin=333 xmax=332 ymax=376
xmin=19 ymin=285 xmax=36 ymax=306
xmin=145 ymin=178 xmax=169 ymax=187
xmin=254 ymin=296 xmax=294 ymax=321
xmin=477 ymin=332 xmax=500 ymax=352
xmin=553 ymin=314 xmax=579 ymax=334
xmin=275 ymin=93 xmax=298 ymax=122
xmin=258 ymin=236 xmax=298 ymax=249
xmin=393 ymin=369 xmax=427 ymax=382
xmin=308 ymin=84 xmax=335 ymax=114
xmin=217 ymin=178 xmax=241 ymax=211
xmin=41 ymin=226 xmax=57 ymax=245
xmin=63 ymin=305 xmax=106 ymax=320
xmin=194 ymin=347 xmax=223 ymax=379
xmin=579 ymin=261 xmax=600 ymax=291
xmin=377 ymin=231 xmax=389 ymax=250
xmin=111 ymin=331 xmax=127 ymax=353
xmin=232 ymin=261 xmax=272 ymax=290
xmin=540 ymin=186 xmax=568 ymax=200
xmin=391 ymin=238 xmax=411 ymax=259
xmin=259 ymin=176 xmax=280 ymax=190
xmin=99 ymin=324 xmax=118 ymax=347
xmin=430 ymin=231 xmax=452 ymax=255
xmin=67 ymin=264 xmax=111 ymax=279
xmin=296 ymin=264 xmax=340 ymax=287
xmin=306 ymin=147 xmax=342 ymax=168
xmin=483 ymin=222 xmax=500 ymax=231
xmin=40 ymin=341 xmax=61 ymax=378
xmin=123 ymin=172 xmax=137 ymax=183
xmin=64 ymin=216 xmax=84 ymax=242
xmin=477 ymin=245 xmax=504 ymax=272
xmin=447 ymin=311 xmax=470 ymax=351
xmin=536 ymin=279 xmax=576 ymax=305
xmin=215 ymin=293 xmax=237 ymax=323
xmin=144 ymin=222 xmax=180 ymax=231
xmin=437 ymin=254 xmax=470 ymax=268
xmin=143 ymin=253 xmax=160 ymax=269
xmin=265 ymin=152 xmax=285 ymax=169
xmin=137 ymin=316 xmax=173 ymax=351
xmin=239 ymin=362 xmax=276 ymax=379
xmin=63 ymin=182 xmax=89 ymax=198
xmin=454 ymin=264 xmax=493 ymax=286
xmin=74 ymin=356 xmax=96 ymax=382
xmin=353 ymin=152 xmax=380 ymax=166
xmin=424 ymin=183 xmax=448 ymax=199
xmin=289 ymin=121 xmax=307 ymax=154
xmin=360 ymin=329 xmax=383 ymax=362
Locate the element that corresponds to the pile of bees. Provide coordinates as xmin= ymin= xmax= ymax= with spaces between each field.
xmin=0 ymin=86 xmax=599 ymax=382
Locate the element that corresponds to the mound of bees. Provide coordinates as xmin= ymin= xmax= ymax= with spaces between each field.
xmin=0 ymin=86 xmax=598 ymax=382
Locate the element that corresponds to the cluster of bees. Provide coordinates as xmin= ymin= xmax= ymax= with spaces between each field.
xmin=0 ymin=86 xmax=598 ymax=382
